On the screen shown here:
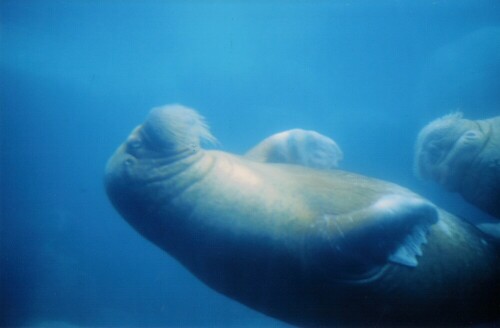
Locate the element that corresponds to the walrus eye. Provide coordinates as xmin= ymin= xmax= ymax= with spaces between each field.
xmin=463 ymin=130 xmax=480 ymax=140
xmin=124 ymin=158 xmax=135 ymax=166
xmin=189 ymin=143 xmax=199 ymax=153
xmin=128 ymin=139 xmax=142 ymax=150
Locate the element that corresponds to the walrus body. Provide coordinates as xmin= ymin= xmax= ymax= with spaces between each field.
xmin=105 ymin=105 xmax=500 ymax=326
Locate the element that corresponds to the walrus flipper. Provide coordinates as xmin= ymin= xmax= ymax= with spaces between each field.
xmin=388 ymin=223 xmax=431 ymax=267
xmin=320 ymin=194 xmax=439 ymax=270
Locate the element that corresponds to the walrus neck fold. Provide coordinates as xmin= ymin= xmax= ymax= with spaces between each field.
xmin=129 ymin=149 xmax=208 ymax=187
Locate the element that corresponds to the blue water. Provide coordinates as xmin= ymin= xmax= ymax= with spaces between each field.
xmin=1 ymin=1 xmax=499 ymax=327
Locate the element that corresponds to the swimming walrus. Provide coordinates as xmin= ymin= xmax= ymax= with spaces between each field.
xmin=414 ymin=113 xmax=500 ymax=219
xmin=245 ymin=128 xmax=343 ymax=170
xmin=105 ymin=104 xmax=500 ymax=326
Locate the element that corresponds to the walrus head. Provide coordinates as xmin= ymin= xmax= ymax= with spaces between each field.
xmin=245 ymin=129 xmax=344 ymax=169
xmin=105 ymin=104 xmax=217 ymax=183
xmin=125 ymin=104 xmax=217 ymax=160
xmin=414 ymin=113 xmax=489 ymax=191
xmin=104 ymin=105 xmax=218 ymax=248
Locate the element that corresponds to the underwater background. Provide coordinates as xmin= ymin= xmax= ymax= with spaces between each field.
xmin=1 ymin=0 xmax=500 ymax=327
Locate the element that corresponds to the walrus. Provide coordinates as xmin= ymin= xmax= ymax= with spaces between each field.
xmin=414 ymin=113 xmax=500 ymax=218
xmin=245 ymin=129 xmax=343 ymax=170
xmin=105 ymin=104 xmax=500 ymax=326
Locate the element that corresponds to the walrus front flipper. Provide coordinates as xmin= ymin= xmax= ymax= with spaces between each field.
xmin=477 ymin=222 xmax=500 ymax=240
xmin=315 ymin=195 xmax=439 ymax=272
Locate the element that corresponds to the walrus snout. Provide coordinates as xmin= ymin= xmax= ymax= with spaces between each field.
xmin=140 ymin=104 xmax=217 ymax=153
xmin=245 ymin=129 xmax=343 ymax=170
xmin=140 ymin=106 xmax=181 ymax=151
xmin=415 ymin=113 xmax=500 ymax=218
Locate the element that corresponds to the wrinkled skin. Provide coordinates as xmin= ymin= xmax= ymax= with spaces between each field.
xmin=106 ymin=105 xmax=500 ymax=326
xmin=415 ymin=113 xmax=500 ymax=218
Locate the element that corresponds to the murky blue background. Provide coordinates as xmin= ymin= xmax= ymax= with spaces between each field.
xmin=1 ymin=1 xmax=499 ymax=326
